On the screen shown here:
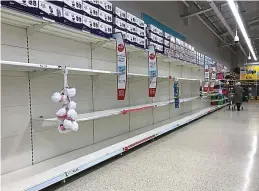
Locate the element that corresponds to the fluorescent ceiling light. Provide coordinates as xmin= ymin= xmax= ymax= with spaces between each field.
xmin=227 ymin=0 xmax=257 ymax=61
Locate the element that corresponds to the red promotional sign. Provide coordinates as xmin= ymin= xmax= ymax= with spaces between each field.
xmin=148 ymin=45 xmax=157 ymax=97
xmin=209 ymin=82 xmax=215 ymax=92
xmin=204 ymin=81 xmax=209 ymax=92
xmin=113 ymin=32 xmax=127 ymax=100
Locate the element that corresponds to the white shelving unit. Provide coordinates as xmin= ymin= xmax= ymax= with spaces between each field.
xmin=1 ymin=104 xmax=227 ymax=191
xmin=1 ymin=6 xmax=210 ymax=189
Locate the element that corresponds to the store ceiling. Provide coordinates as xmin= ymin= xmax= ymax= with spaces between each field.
xmin=183 ymin=1 xmax=259 ymax=58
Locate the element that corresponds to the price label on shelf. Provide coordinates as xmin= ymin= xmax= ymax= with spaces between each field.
xmin=114 ymin=32 xmax=127 ymax=100
xmin=148 ymin=45 xmax=157 ymax=97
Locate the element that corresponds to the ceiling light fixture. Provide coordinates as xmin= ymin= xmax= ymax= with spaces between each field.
xmin=227 ymin=0 xmax=257 ymax=60
xmin=248 ymin=53 xmax=251 ymax=60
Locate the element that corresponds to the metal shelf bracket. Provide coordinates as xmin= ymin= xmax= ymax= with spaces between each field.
xmin=27 ymin=21 xmax=54 ymax=36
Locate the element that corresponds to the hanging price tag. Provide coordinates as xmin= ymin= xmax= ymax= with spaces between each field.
xmin=148 ymin=45 xmax=157 ymax=97
xmin=113 ymin=32 xmax=127 ymax=100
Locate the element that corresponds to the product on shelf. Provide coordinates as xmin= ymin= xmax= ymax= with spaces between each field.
xmin=86 ymin=0 xmax=99 ymax=7
xmin=136 ymin=27 xmax=145 ymax=38
xmin=165 ymin=48 xmax=175 ymax=59
xmin=147 ymin=24 xmax=163 ymax=37
xmin=1 ymin=0 xmax=39 ymax=15
xmin=170 ymin=36 xmax=176 ymax=44
xmin=164 ymin=32 xmax=171 ymax=40
xmin=169 ymin=41 xmax=176 ymax=50
xmin=114 ymin=17 xmax=127 ymax=31
xmin=125 ymin=32 xmax=136 ymax=44
xmin=114 ymin=7 xmax=146 ymax=48
xmin=98 ymin=0 xmax=112 ymax=13
xmin=148 ymin=32 xmax=163 ymax=45
xmin=63 ymin=7 xmax=83 ymax=29
xmin=98 ymin=9 xmax=112 ymax=24
xmin=39 ymin=0 xmax=63 ymax=22
xmin=164 ymin=39 xmax=170 ymax=48
xmin=164 ymin=47 xmax=169 ymax=55
xmin=63 ymin=0 xmax=83 ymax=14
xmin=197 ymin=52 xmax=205 ymax=66
xmin=82 ymin=15 xmax=98 ymax=31
xmin=136 ymin=18 xmax=145 ymax=29
xmin=126 ymin=22 xmax=137 ymax=34
xmin=83 ymin=1 xmax=99 ymax=19
xmin=96 ymin=21 xmax=113 ymax=38
xmin=114 ymin=7 xmax=126 ymax=20
xmin=149 ymin=41 xmax=163 ymax=54
xmin=126 ymin=12 xmax=138 ymax=25
xmin=135 ymin=36 xmax=145 ymax=49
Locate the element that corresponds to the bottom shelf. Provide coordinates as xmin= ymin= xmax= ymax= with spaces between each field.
xmin=2 ymin=104 xmax=228 ymax=191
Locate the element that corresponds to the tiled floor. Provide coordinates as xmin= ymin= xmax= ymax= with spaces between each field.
xmin=51 ymin=103 xmax=259 ymax=191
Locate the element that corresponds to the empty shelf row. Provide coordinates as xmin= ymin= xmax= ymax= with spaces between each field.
xmin=1 ymin=60 xmax=201 ymax=81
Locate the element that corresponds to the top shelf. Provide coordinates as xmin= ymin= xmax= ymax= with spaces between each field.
xmin=1 ymin=7 xmax=105 ymax=44
xmin=1 ymin=7 xmax=202 ymax=68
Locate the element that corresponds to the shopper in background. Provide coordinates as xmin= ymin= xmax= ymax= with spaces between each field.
xmin=234 ymin=82 xmax=243 ymax=111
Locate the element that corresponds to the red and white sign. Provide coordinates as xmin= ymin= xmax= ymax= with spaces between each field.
xmin=211 ymin=67 xmax=216 ymax=80
xmin=209 ymin=81 xmax=215 ymax=92
xmin=204 ymin=65 xmax=209 ymax=80
xmin=113 ymin=32 xmax=127 ymax=100
xmin=148 ymin=45 xmax=157 ymax=97
xmin=204 ymin=81 xmax=209 ymax=92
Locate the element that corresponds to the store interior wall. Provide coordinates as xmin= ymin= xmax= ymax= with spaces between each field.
xmin=1 ymin=21 xmax=210 ymax=174
xmin=112 ymin=1 xmax=233 ymax=69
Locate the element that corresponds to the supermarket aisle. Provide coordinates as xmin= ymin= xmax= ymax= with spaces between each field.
xmin=51 ymin=103 xmax=259 ymax=191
